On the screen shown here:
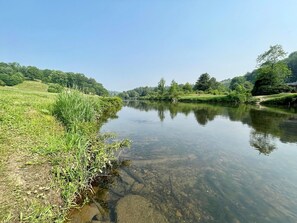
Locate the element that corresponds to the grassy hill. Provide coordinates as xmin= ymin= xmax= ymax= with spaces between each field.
xmin=14 ymin=80 xmax=49 ymax=92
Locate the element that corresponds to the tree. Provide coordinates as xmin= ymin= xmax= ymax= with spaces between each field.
xmin=285 ymin=51 xmax=297 ymax=82
xmin=194 ymin=73 xmax=210 ymax=91
xmin=169 ymin=80 xmax=179 ymax=98
xmin=25 ymin=66 xmax=42 ymax=80
xmin=0 ymin=72 xmax=24 ymax=86
xmin=257 ymin=44 xmax=287 ymax=67
xmin=182 ymin=82 xmax=193 ymax=94
xmin=157 ymin=78 xmax=166 ymax=95
xmin=252 ymin=45 xmax=292 ymax=95
xmin=230 ymin=76 xmax=246 ymax=90
xmin=209 ymin=77 xmax=219 ymax=90
xmin=48 ymin=83 xmax=64 ymax=93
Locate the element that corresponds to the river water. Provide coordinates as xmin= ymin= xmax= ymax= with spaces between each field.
xmin=70 ymin=101 xmax=297 ymax=223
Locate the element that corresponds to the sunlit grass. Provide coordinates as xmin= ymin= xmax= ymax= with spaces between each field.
xmin=0 ymin=85 xmax=129 ymax=222
xmin=13 ymin=80 xmax=49 ymax=92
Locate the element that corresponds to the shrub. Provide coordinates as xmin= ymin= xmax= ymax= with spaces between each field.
xmin=252 ymin=83 xmax=293 ymax=96
xmin=0 ymin=72 xmax=24 ymax=86
xmin=48 ymin=83 xmax=64 ymax=93
xmin=52 ymin=91 xmax=95 ymax=131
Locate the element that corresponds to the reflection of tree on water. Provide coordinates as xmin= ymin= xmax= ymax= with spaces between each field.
xmin=125 ymin=100 xmax=297 ymax=155
xmin=193 ymin=108 xmax=217 ymax=126
xmin=158 ymin=109 xmax=165 ymax=122
xmin=249 ymin=130 xmax=277 ymax=155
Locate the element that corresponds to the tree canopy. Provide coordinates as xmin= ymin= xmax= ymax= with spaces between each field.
xmin=0 ymin=62 xmax=108 ymax=96
xmin=252 ymin=45 xmax=292 ymax=95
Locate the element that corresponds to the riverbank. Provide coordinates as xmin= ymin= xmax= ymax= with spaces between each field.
xmin=256 ymin=93 xmax=297 ymax=106
xmin=0 ymin=82 xmax=128 ymax=222
xmin=140 ymin=93 xmax=297 ymax=106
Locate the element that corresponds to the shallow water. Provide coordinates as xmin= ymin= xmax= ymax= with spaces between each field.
xmin=70 ymin=101 xmax=297 ymax=223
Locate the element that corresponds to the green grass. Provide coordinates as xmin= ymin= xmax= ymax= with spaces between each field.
xmin=179 ymin=94 xmax=228 ymax=103
xmin=13 ymin=80 xmax=49 ymax=92
xmin=53 ymin=91 xmax=96 ymax=131
xmin=0 ymin=83 xmax=129 ymax=222
xmin=0 ymin=86 xmax=65 ymax=222
xmin=180 ymin=94 xmax=226 ymax=99
xmin=260 ymin=93 xmax=297 ymax=106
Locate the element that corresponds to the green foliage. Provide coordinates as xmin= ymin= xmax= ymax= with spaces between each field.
xmin=194 ymin=73 xmax=211 ymax=91
xmin=226 ymin=91 xmax=254 ymax=104
xmin=257 ymin=44 xmax=287 ymax=66
xmin=193 ymin=73 xmax=222 ymax=93
xmin=52 ymin=91 xmax=96 ymax=131
xmin=252 ymin=63 xmax=292 ymax=95
xmin=47 ymin=83 xmax=64 ymax=93
xmin=0 ymin=84 xmax=128 ymax=221
xmin=0 ymin=61 xmax=108 ymax=95
xmin=51 ymin=90 xmax=129 ymax=216
xmin=230 ymin=76 xmax=246 ymax=90
xmin=118 ymin=86 xmax=155 ymax=99
xmin=169 ymin=80 xmax=180 ymax=98
xmin=209 ymin=77 xmax=219 ymax=90
xmin=285 ymin=51 xmax=297 ymax=82
xmin=252 ymin=83 xmax=293 ymax=96
xmin=260 ymin=93 xmax=297 ymax=106
xmin=25 ymin=66 xmax=42 ymax=80
xmin=0 ymin=72 xmax=24 ymax=86
xmin=179 ymin=94 xmax=228 ymax=103
xmin=182 ymin=82 xmax=193 ymax=93
xmin=252 ymin=45 xmax=292 ymax=96
xmin=158 ymin=78 xmax=166 ymax=95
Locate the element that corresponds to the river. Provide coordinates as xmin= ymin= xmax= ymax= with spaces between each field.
xmin=70 ymin=101 xmax=297 ymax=223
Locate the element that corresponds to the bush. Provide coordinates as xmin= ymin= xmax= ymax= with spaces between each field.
xmin=0 ymin=72 xmax=24 ymax=86
xmin=48 ymin=83 xmax=64 ymax=93
xmin=52 ymin=91 xmax=95 ymax=131
xmin=0 ymin=80 xmax=5 ymax=86
xmin=252 ymin=82 xmax=293 ymax=96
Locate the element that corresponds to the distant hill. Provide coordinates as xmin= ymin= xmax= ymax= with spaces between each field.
xmin=0 ymin=62 xmax=108 ymax=96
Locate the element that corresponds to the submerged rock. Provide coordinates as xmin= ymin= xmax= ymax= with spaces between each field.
xmin=116 ymin=195 xmax=168 ymax=223
xmin=67 ymin=203 xmax=99 ymax=223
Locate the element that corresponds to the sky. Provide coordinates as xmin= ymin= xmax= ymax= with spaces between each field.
xmin=0 ymin=0 xmax=297 ymax=91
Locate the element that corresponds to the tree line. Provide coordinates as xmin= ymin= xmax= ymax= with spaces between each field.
xmin=0 ymin=62 xmax=108 ymax=96
xmin=119 ymin=45 xmax=297 ymax=100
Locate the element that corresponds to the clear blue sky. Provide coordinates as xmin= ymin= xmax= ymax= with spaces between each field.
xmin=0 ymin=0 xmax=297 ymax=91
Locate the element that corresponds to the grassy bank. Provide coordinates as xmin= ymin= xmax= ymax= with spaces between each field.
xmin=142 ymin=93 xmax=297 ymax=106
xmin=258 ymin=93 xmax=297 ymax=106
xmin=0 ymin=82 xmax=128 ymax=222
xmin=178 ymin=94 xmax=228 ymax=103
xmin=142 ymin=92 xmax=255 ymax=104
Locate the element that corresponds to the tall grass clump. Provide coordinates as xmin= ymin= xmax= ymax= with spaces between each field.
xmin=52 ymin=91 xmax=95 ymax=131
xmin=50 ymin=90 xmax=130 ymax=217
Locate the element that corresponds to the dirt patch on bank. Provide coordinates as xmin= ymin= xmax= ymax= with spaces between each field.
xmin=0 ymin=149 xmax=62 ymax=222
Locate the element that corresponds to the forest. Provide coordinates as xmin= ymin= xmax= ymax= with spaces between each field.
xmin=0 ymin=62 xmax=108 ymax=96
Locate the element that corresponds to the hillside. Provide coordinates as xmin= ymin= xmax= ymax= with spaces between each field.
xmin=0 ymin=62 xmax=108 ymax=96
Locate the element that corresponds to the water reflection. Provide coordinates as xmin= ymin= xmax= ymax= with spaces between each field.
xmin=69 ymin=101 xmax=297 ymax=223
xmin=249 ymin=130 xmax=277 ymax=155
xmin=125 ymin=100 xmax=297 ymax=155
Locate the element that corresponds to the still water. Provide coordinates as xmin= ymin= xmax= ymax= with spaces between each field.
xmin=73 ymin=101 xmax=297 ymax=223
